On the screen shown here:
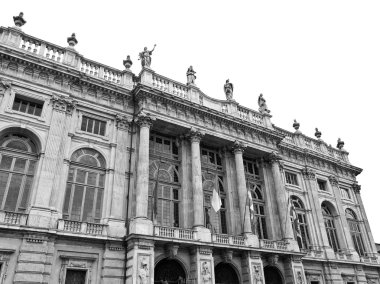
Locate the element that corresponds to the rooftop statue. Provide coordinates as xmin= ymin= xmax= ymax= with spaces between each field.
xmin=186 ymin=66 xmax=196 ymax=85
xmin=139 ymin=44 xmax=156 ymax=68
xmin=13 ymin=12 xmax=26 ymax=27
xmin=258 ymin=94 xmax=270 ymax=114
xmin=224 ymin=79 xmax=233 ymax=100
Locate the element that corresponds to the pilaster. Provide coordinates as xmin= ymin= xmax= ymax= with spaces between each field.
xmin=283 ymin=256 xmax=306 ymax=284
xmin=189 ymin=246 xmax=215 ymax=284
xmin=126 ymin=239 xmax=155 ymax=284
xmin=242 ymin=252 xmax=264 ymax=284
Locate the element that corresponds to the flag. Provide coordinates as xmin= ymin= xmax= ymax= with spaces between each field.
xmin=152 ymin=161 xmax=162 ymax=221
xmin=211 ymin=188 xmax=222 ymax=212
xmin=290 ymin=204 xmax=301 ymax=238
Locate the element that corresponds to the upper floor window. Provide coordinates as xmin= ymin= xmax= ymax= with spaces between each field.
xmin=341 ymin=187 xmax=351 ymax=200
xmin=201 ymin=148 xmax=222 ymax=169
xmin=0 ymin=134 xmax=38 ymax=212
xmin=243 ymin=159 xmax=260 ymax=179
xmin=149 ymin=133 xmax=178 ymax=159
xmin=81 ymin=116 xmax=106 ymax=136
xmin=249 ymin=182 xmax=267 ymax=239
xmin=346 ymin=208 xmax=366 ymax=256
xmin=322 ymin=203 xmax=340 ymax=252
xmin=63 ymin=148 xmax=106 ymax=223
xmin=285 ymin=171 xmax=298 ymax=186
xmin=290 ymin=196 xmax=310 ymax=250
xmin=12 ymin=95 xmax=43 ymax=117
xmin=317 ymin=179 xmax=327 ymax=191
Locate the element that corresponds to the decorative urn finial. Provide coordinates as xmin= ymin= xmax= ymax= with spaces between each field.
xmin=13 ymin=12 xmax=26 ymax=27
xmin=315 ymin=128 xmax=322 ymax=139
xmin=123 ymin=55 xmax=133 ymax=70
xmin=67 ymin=33 xmax=78 ymax=47
xmin=337 ymin=138 xmax=344 ymax=150
xmin=293 ymin=119 xmax=300 ymax=131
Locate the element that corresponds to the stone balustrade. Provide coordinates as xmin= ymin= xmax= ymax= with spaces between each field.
xmin=154 ymin=226 xmax=196 ymax=240
xmin=259 ymin=239 xmax=289 ymax=251
xmin=57 ymin=219 xmax=107 ymax=236
xmin=212 ymin=234 xmax=247 ymax=246
xmin=20 ymin=36 xmax=40 ymax=54
xmin=80 ymin=59 xmax=100 ymax=77
xmin=0 ymin=210 xmax=28 ymax=225
xmin=103 ymin=68 xmax=122 ymax=84
xmin=44 ymin=43 xmax=64 ymax=63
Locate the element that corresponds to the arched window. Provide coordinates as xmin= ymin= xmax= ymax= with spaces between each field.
xmin=249 ymin=182 xmax=267 ymax=239
xmin=322 ymin=202 xmax=340 ymax=252
xmin=63 ymin=148 xmax=106 ymax=223
xmin=290 ymin=196 xmax=310 ymax=249
xmin=0 ymin=134 xmax=38 ymax=212
xmin=148 ymin=160 xmax=180 ymax=228
xmin=346 ymin=208 xmax=366 ymax=256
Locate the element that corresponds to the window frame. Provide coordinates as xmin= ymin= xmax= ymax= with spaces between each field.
xmin=248 ymin=181 xmax=268 ymax=240
xmin=285 ymin=171 xmax=299 ymax=186
xmin=322 ymin=204 xmax=340 ymax=252
xmin=346 ymin=208 xmax=366 ymax=256
xmin=80 ymin=116 xmax=107 ymax=137
xmin=317 ymin=179 xmax=327 ymax=192
xmin=290 ymin=196 xmax=311 ymax=250
xmin=76 ymin=111 xmax=110 ymax=140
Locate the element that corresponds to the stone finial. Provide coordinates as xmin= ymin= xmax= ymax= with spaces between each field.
xmin=123 ymin=55 xmax=133 ymax=70
xmin=293 ymin=119 xmax=300 ymax=132
xmin=13 ymin=12 xmax=26 ymax=27
xmin=186 ymin=66 xmax=196 ymax=85
xmin=315 ymin=128 xmax=322 ymax=139
xmin=258 ymin=93 xmax=270 ymax=114
xmin=67 ymin=33 xmax=78 ymax=47
xmin=337 ymin=138 xmax=344 ymax=150
xmin=224 ymin=79 xmax=234 ymax=100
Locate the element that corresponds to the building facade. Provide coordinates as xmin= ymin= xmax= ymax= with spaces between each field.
xmin=0 ymin=13 xmax=379 ymax=284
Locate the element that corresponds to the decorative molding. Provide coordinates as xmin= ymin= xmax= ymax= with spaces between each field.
xmin=115 ymin=114 xmax=130 ymax=130
xmin=51 ymin=94 xmax=77 ymax=115
xmin=136 ymin=111 xmax=156 ymax=128
xmin=352 ymin=182 xmax=361 ymax=194
xmin=328 ymin=175 xmax=339 ymax=186
xmin=25 ymin=234 xmax=47 ymax=243
xmin=186 ymin=127 xmax=205 ymax=143
xmin=266 ymin=151 xmax=282 ymax=165
xmin=301 ymin=166 xmax=316 ymax=180
xmin=222 ymin=250 xmax=233 ymax=263
xmin=267 ymin=254 xmax=279 ymax=266
xmin=232 ymin=140 xmax=246 ymax=154
xmin=165 ymin=244 xmax=179 ymax=259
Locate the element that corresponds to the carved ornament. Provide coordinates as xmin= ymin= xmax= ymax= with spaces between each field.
xmin=266 ymin=151 xmax=282 ymax=165
xmin=116 ymin=114 xmax=130 ymax=130
xmin=232 ymin=140 xmax=246 ymax=154
xmin=222 ymin=250 xmax=233 ymax=263
xmin=267 ymin=254 xmax=279 ymax=266
xmin=252 ymin=265 xmax=263 ymax=284
xmin=136 ymin=111 xmax=156 ymax=128
xmin=186 ymin=127 xmax=205 ymax=143
xmin=51 ymin=94 xmax=77 ymax=115
xmin=301 ymin=167 xmax=316 ymax=180
xmin=328 ymin=175 xmax=339 ymax=186
xmin=0 ymin=78 xmax=12 ymax=94
xmin=352 ymin=182 xmax=361 ymax=194
xmin=165 ymin=244 xmax=179 ymax=259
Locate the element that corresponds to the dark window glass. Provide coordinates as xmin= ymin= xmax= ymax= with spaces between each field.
xmin=12 ymin=96 xmax=44 ymax=117
xmin=65 ymin=269 xmax=86 ymax=284
xmin=285 ymin=172 xmax=298 ymax=186
xmin=317 ymin=180 xmax=326 ymax=191
xmin=81 ymin=116 xmax=106 ymax=136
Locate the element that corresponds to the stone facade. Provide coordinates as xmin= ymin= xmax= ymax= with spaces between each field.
xmin=0 ymin=16 xmax=379 ymax=284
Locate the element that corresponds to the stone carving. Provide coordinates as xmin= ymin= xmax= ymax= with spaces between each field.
xmin=123 ymin=55 xmax=133 ymax=70
xmin=337 ymin=138 xmax=344 ymax=150
xmin=267 ymin=151 xmax=282 ymax=164
xmin=13 ymin=12 xmax=26 ymax=27
xmin=296 ymin=271 xmax=304 ymax=284
xmin=67 ymin=33 xmax=78 ymax=47
xmin=315 ymin=128 xmax=322 ymax=139
xmin=232 ymin=140 xmax=246 ymax=154
xmin=267 ymin=254 xmax=279 ymax=266
xmin=138 ymin=257 xmax=149 ymax=284
xmin=136 ymin=112 xmax=156 ymax=128
xmin=186 ymin=66 xmax=196 ymax=85
xmin=0 ymin=78 xmax=12 ymax=92
xmin=253 ymin=265 xmax=263 ymax=284
xmin=301 ymin=166 xmax=316 ymax=180
xmin=187 ymin=127 xmax=205 ymax=143
xmin=328 ymin=175 xmax=339 ymax=186
xmin=116 ymin=114 xmax=130 ymax=129
xmin=352 ymin=182 xmax=361 ymax=194
xmin=224 ymin=79 xmax=234 ymax=100
xmin=51 ymin=94 xmax=77 ymax=115
xmin=165 ymin=244 xmax=179 ymax=259
xmin=293 ymin=119 xmax=300 ymax=132
xmin=139 ymin=45 xmax=156 ymax=68
xmin=201 ymin=261 xmax=212 ymax=284
xmin=258 ymin=94 xmax=270 ymax=114
xmin=223 ymin=250 xmax=233 ymax=262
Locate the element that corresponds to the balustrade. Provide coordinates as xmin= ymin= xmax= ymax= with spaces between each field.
xmin=44 ymin=44 xmax=64 ymax=62
xmin=259 ymin=239 xmax=289 ymax=250
xmin=104 ymin=68 xmax=121 ymax=84
xmin=57 ymin=219 xmax=107 ymax=236
xmin=154 ymin=226 xmax=196 ymax=240
xmin=20 ymin=37 xmax=40 ymax=54
xmin=0 ymin=211 xmax=28 ymax=225
xmin=80 ymin=60 xmax=100 ymax=77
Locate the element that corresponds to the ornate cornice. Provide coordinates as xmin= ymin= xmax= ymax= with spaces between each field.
xmin=51 ymin=94 xmax=77 ymax=115
xmin=186 ymin=127 xmax=205 ymax=143
xmin=301 ymin=167 xmax=316 ymax=180
xmin=115 ymin=114 xmax=130 ymax=130
xmin=352 ymin=182 xmax=361 ymax=194
xmin=328 ymin=175 xmax=339 ymax=186
xmin=136 ymin=111 xmax=156 ymax=128
xmin=232 ymin=140 xmax=246 ymax=154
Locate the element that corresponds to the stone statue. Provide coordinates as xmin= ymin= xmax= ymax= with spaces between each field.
xmin=201 ymin=261 xmax=212 ymax=284
xmin=139 ymin=44 xmax=156 ymax=68
xmin=0 ymin=78 xmax=11 ymax=92
xmin=296 ymin=271 xmax=304 ymax=284
xmin=258 ymin=94 xmax=270 ymax=114
xmin=186 ymin=66 xmax=196 ymax=85
xmin=138 ymin=258 xmax=149 ymax=284
xmin=253 ymin=265 xmax=263 ymax=284
xmin=224 ymin=79 xmax=234 ymax=100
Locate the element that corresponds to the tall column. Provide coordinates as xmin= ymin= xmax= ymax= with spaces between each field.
xmin=232 ymin=140 xmax=251 ymax=234
xmin=352 ymin=183 xmax=378 ymax=254
xmin=267 ymin=152 xmax=293 ymax=240
xmin=187 ymin=127 xmax=205 ymax=228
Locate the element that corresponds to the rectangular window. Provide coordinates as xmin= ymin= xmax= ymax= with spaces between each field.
xmin=341 ymin=188 xmax=351 ymax=199
xmin=81 ymin=116 xmax=106 ymax=136
xmin=65 ymin=269 xmax=86 ymax=284
xmin=12 ymin=95 xmax=43 ymax=116
xmin=243 ymin=160 xmax=260 ymax=178
xmin=285 ymin=172 xmax=298 ymax=186
xmin=317 ymin=180 xmax=327 ymax=191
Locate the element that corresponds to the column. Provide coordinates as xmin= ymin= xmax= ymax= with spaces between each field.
xmin=267 ymin=152 xmax=293 ymax=240
xmin=232 ymin=140 xmax=251 ymax=234
xmin=189 ymin=246 xmax=215 ymax=284
xmin=329 ymin=175 xmax=358 ymax=258
xmin=187 ymin=127 xmax=205 ymax=228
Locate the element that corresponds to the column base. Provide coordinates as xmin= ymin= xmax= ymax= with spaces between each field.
xmin=106 ymin=218 xmax=126 ymax=238
xmin=27 ymin=206 xmax=57 ymax=228
xmin=129 ymin=217 xmax=153 ymax=235
xmin=193 ymin=226 xmax=211 ymax=242
xmin=244 ymin=233 xmax=259 ymax=247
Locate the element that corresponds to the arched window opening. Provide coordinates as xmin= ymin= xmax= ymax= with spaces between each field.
xmin=63 ymin=148 xmax=106 ymax=223
xmin=290 ymin=196 xmax=310 ymax=249
xmin=148 ymin=160 xmax=180 ymax=227
xmin=249 ymin=182 xmax=267 ymax=239
xmin=322 ymin=202 xmax=340 ymax=252
xmin=0 ymin=134 xmax=38 ymax=212
xmin=346 ymin=208 xmax=366 ymax=256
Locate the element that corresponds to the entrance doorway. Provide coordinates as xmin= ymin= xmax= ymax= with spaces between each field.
xmin=154 ymin=258 xmax=186 ymax=284
xmin=264 ymin=266 xmax=283 ymax=284
xmin=215 ymin=262 xmax=240 ymax=284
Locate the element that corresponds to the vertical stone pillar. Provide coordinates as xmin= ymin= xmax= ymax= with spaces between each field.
xmin=283 ymin=256 xmax=306 ymax=284
xmin=352 ymin=183 xmax=378 ymax=254
xmin=267 ymin=152 xmax=293 ymax=240
xmin=242 ymin=252 xmax=264 ymax=284
xmin=129 ymin=112 xmax=155 ymax=235
xmin=329 ymin=175 xmax=358 ymax=259
xmin=180 ymin=137 xmax=193 ymax=228
xmin=29 ymin=95 xmax=76 ymax=228
xmin=232 ymin=141 xmax=251 ymax=234
xmin=189 ymin=246 xmax=215 ymax=284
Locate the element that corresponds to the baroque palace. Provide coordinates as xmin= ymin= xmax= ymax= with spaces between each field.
xmin=0 ymin=13 xmax=379 ymax=284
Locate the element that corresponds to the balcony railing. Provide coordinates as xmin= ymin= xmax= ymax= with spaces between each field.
xmin=212 ymin=234 xmax=247 ymax=246
xmin=57 ymin=219 xmax=107 ymax=236
xmin=259 ymin=239 xmax=289 ymax=251
xmin=0 ymin=210 xmax=28 ymax=225
xmin=154 ymin=226 xmax=196 ymax=240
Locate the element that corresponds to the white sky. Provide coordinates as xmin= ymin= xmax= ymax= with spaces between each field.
xmin=3 ymin=1 xmax=380 ymax=242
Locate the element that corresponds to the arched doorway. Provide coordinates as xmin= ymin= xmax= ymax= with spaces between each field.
xmin=264 ymin=266 xmax=283 ymax=284
xmin=154 ymin=258 xmax=186 ymax=284
xmin=215 ymin=262 xmax=240 ymax=284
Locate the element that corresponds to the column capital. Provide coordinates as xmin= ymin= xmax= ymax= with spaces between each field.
xmin=0 ymin=78 xmax=12 ymax=94
xmin=115 ymin=114 xmax=130 ymax=130
xmin=136 ymin=111 xmax=156 ymax=128
xmin=186 ymin=127 xmax=205 ymax=143
xmin=301 ymin=166 xmax=316 ymax=180
xmin=232 ymin=140 xmax=246 ymax=154
xmin=352 ymin=182 xmax=361 ymax=194
xmin=328 ymin=175 xmax=339 ymax=186
xmin=51 ymin=94 xmax=77 ymax=115
xmin=266 ymin=151 xmax=282 ymax=164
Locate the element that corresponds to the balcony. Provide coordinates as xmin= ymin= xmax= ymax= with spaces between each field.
xmin=259 ymin=239 xmax=289 ymax=251
xmin=154 ymin=226 xmax=196 ymax=241
xmin=57 ymin=219 xmax=107 ymax=236
xmin=212 ymin=234 xmax=246 ymax=246
xmin=0 ymin=210 xmax=28 ymax=225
